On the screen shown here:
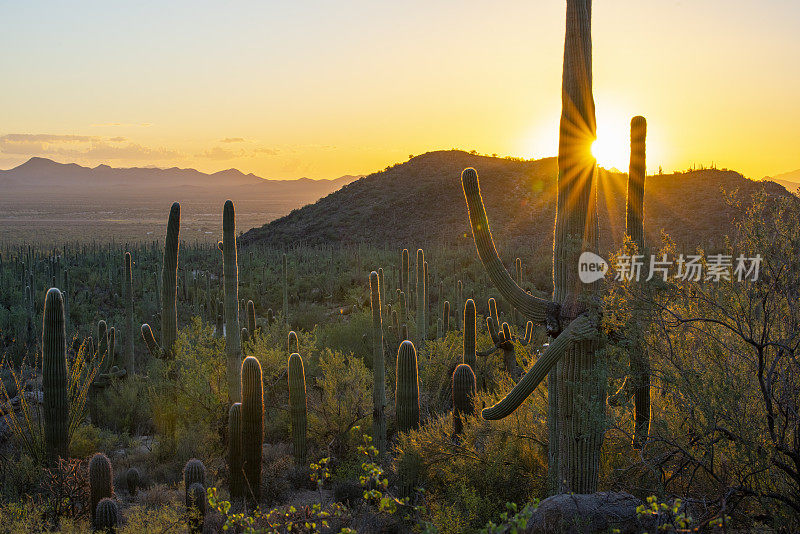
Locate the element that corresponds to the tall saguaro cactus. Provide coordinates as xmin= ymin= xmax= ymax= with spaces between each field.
xmin=452 ymin=363 xmax=476 ymax=436
xmin=228 ymin=402 xmax=243 ymax=499
xmin=288 ymin=353 xmax=307 ymax=465
xmin=161 ymin=202 xmax=180 ymax=357
xmin=241 ymin=356 xmax=263 ymax=504
xmin=463 ymin=298 xmax=477 ymax=369
xmin=461 ymin=0 xmax=604 ymax=494
xmin=42 ymin=287 xmax=68 ymax=464
xmin=224 ymin=200 xmax=242 ymax=403
xmin=369 ymin=271 xmax=387 ymax=457
xmin=395 ymin=340 xmax=420 ymax=432
xmin=282 ymin=253 xmax=289 ymax=326
xmin=124 ymin=252 xmax=135 ymax=374
xmin=141 ymin=202 xmax=180 ymax=360
xmin=415 ymin=249 xmax=426 ymax=347
xmin=626 ymin=115 xmax=650 ymax=447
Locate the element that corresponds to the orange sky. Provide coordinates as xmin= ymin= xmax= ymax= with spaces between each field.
xmin=1 ymin=1 xmax=798 ymax=179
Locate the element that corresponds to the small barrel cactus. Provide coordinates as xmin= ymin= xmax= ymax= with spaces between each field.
xmin=89 ymin=453 xmax=113 ymax=527
xmin=42 ymin=288 xmax=68 ymax=464
xmin=95 ymin=497 xmax=120 ymax=532
xmin=184 ymin=458 xmax=206 ymax=489
xmin=395 ymin=340 xmax=420 ymax=432
xmin=186 ymin=482 xmax=206 ymax=534
xmin=125 ymin=467 xmax=140 ymax=497
xmin=228 ymin=402 xmax=243 ymax=499
xmin=288 ymin=353 xmax=307 ymax=465
xmin=452 ymin=364 xmax=477 ymax=436
xmin=241 ymin=356 xmax=263 ymax=503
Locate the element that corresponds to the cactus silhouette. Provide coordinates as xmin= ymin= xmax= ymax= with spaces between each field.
xmin=228 ymin=402 xmax=243 ymax=499
xmin=452 ymin=363 xmax=476 ymax=436
xmin=369 ymin=270 xmax=386 ymax=457
xmin=288 ymin=353 xmax=307 ymax=465
xmin=89 ymin=453 xmax=113 ymax=527
xmin=461 ymin=0 xmax=607 ymax=493
xmin=246 ymin=300 xmax=256 ymax=337
xmin=123 ymin=252 xmax=135 ymax=374
xmin=415 ymin=249 xmax=426 ymax=347
xmin=42 ymin=287 xmax=68 ymax=464
xmin=125 ymin=467 xmax=140 ymax=497
xmin=395 ymin=340 xmax=420 ymax=432
xmin=241 ymin=356 xmax=263 ymax=503
xmin=141 ymin=202 xmax=180 ymax=360
xmin=282 ymin=253 xmax=289 ymax=326
xmin=223 ymin=200 xmax=242 ymax=403
xmin=463 ymin=299 xmax=477 ymax=369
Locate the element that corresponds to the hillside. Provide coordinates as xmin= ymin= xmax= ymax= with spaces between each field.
xmin=240 ymin=150 xmax=793 ymax=256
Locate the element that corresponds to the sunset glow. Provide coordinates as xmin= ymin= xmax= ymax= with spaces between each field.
xmin=1 ymin=1 xmax=798 ymax=179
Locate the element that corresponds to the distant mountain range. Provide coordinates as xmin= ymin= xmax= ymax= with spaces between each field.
xmin=766 ymin=168 xmax=800 ymax=193
xmin=0 ymin=157 xmax=360 ymax=201
xmin=241 ymin=150 xmax=794 ymax=256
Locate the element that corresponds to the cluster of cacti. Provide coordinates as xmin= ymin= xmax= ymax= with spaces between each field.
xmin=395 ymin=340 xmax=420 ymax=432
xmin=223 ymin=200 xmax=242 ymax=404
xmin=240 ymin=356 xmax=263 ymax=503
xmin=42 ymin=287 xmax=68 ymax=464
xmin=288 ymin=353 xmax=307 ymax=464
xmin=184 ymin=458 xmax=207 ymax=534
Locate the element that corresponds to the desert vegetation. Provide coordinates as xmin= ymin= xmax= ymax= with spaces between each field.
xmin=2 ymin=1 xmax=799 ymax=533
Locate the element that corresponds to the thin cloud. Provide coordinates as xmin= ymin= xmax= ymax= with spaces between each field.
xmin=90 ymin=122 xmax=153 ymax=127
xmin=0 ymin=133 xmax=181 ymax=160
xmin=197 ymin=145 xmax=280 ymax=160
xmin=219 ymin=137 xmax=246 ymax=143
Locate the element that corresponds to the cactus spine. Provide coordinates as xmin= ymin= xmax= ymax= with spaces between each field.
xmin=288 ymin=353 xmax=307 ymax=465
xmin=452 ymin=363 xmax=476 ymax=436
xmin=461 ymin=0 xmax=603 ymax=494
xmin=89 ymin=453 xmax=113 ymax=527
xmin=395 ymin=340 xmax=420 ymax=432
xmin=124 ymin=252 xmax=135 ymax=374
xmin=42 ymin=287 xmax=68 ymax=463
xmin=241 ymin=356 xmax=263 ymax=503
xmin=463 ymin=298 xmax=476 ymax=369
xmin=228 ymin=402 xmax=243 ymax=499
xmin=161 ymin=202 xmax=180 ymax=357
xmin=223 ymin=200 xmax=242 ymax=403
xmin=369 ymin=271 xmax=386 ymax=457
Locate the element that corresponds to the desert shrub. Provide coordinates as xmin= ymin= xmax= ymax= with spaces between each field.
xmin=94 ymin=375 xmax=152 ymax=436
xmin=317 ymin=311 xmax=373 ymax=365
xmin=0 ymin=452 xmax=41 ymax=501
xmin=309 ymin=348 xmax=371 ymax=459
xmin=291 ymin=301 xmax=329 ymax=332
xmin=394 ymin=383 xmax=547 ymax=534
xmin=69 ymin=424 xmax=123 ymax=459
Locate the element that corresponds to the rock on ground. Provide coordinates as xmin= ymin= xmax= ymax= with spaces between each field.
xmin=521 ymin=492 xmax=655 ymax=534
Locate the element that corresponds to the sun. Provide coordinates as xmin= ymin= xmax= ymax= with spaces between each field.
xmin=590 ymin=109 xmax=639 ymax=172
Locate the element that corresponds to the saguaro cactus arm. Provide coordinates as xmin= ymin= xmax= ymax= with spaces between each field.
xmin=462 ymin=168 xmax=561 ymax=331
xmin=481 ymin=313 xmax=596 ymax=420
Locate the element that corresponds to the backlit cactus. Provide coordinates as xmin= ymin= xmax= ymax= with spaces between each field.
xmin=161 ymin=202 xmax=180 ymax=358
xmin=42 ymin=287 xmax=68 ymax=464
xmin=415 ymin=249 xmax=425 ymax=347
xmin=241 ymin=356 xmax=263 ymax=503
xmin=442 ymin=300 xmax=450 ymax=334
xmin=89 ymin=452 xmax=113 ymax=527
xmin=452 ymin=363 xmax=476 ymax=436
xmin=123 ymin=252 xmax=135 ymax=374
xmin=97 ymin=320 xmax=108 ymax=366
xmin=288 ymin=353 xmax=307 ymax=465
xmin=228 ymin=402 xmax=243 ymax=499
xmin=224 ymin=200 xmax=242 ymax=403
xmin=395 ymin=340 xmax=420 ymax=432
xmin=95 ymin=498 xmax=120 ymax=532
xmin=369 ymin=271 xmax=386 ymax=457
xmin=463 ymin=298 xmax=477 ymax=369
xmin=460 ymin=0 xmax=606 ymax=494
xmin=288 ymin=330 xmax=298 ymax=355
xmin=282 ymin=253 xmax=289 ymax=326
